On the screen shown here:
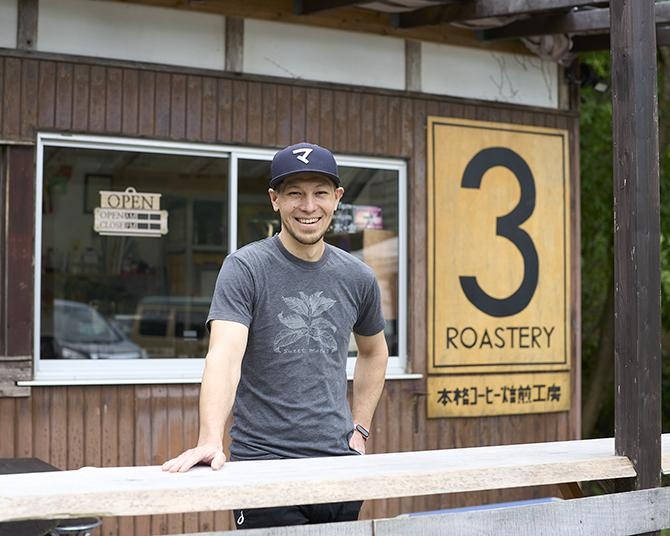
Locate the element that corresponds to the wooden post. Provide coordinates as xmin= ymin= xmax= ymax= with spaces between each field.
xmin=17 ymin=0 xmax=38 ymax=50
xmin=610 ymin=0 xmax=662 ymax=491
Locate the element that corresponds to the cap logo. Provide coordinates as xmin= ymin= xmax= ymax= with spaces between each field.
xmin=292 ymin=148 xmax=313 ymax=164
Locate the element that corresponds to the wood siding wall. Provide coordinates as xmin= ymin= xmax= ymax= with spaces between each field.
xmin=0 ymin=52 xmax=580 ymax=535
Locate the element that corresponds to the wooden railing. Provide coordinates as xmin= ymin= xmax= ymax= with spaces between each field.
xmin=1 ymin=434 xmax=669 ymax=534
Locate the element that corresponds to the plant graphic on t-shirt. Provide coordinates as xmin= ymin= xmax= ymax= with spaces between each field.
xmin=274 ymin=291 xmax=337 ymax=352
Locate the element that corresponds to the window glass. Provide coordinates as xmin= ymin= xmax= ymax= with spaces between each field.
xmin=40 ymin=146 xmax=228 ymax=360
xmin=237 ymin=159 xmax=399 ymax=356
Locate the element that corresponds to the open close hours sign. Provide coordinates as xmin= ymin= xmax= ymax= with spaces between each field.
xmin=427 ymin=117 xmax=571 ymax=418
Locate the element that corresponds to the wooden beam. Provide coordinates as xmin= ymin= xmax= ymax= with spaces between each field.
xmin=294 ymin=0 xmax=363 ymax=15
xmin=114 ymin=0 xmax=528 ymax=54
xmin=394 ymin=0 xmax=608 ymax=29
xmin=405 ymin=40 xmax=421 ymax=92
xmin=0 ymin=436 xmax=652 ymax=521
xmin=611 ymin=0 xmax=662 ymax=492
xmin=209 ymin=488 xmax=670 ymax=535
xmin=16 ymin=0 xmax=38 ymax=50
xmin=480 ymin=3 xmax=670 ymax=41
xmin=225 ymin=16 xmax=244 ymax=72
xmin=572 ymin=27 xmax=670 ymax=51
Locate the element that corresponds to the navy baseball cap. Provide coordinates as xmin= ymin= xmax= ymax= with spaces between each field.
xmin=270 ymin=142 xmax=340 ymax=189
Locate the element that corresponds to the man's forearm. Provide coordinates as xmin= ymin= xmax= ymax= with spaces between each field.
xmin=197 ymin=355 xmax=240 ymax=446
xmin=351 ymin=348 xmax=388 ymax=428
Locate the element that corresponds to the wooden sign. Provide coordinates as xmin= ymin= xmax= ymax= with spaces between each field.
xmin=427 ymin=117 xmax=571 ymax=417
xmin=427 ymin=372 xmax=571 ymax=418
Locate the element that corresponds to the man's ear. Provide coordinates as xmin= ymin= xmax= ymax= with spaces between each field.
xmin=268 ymin=188 xmax=280 ymax=212
xmin=334 ymin=187 xmax=345 ymax=207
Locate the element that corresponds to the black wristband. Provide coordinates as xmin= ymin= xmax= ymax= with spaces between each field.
xmin=354 ymin=423 xmax=370 ymax=440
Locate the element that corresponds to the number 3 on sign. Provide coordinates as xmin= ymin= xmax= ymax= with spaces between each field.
xmin=459 ymin=147 xmax=538 ymax=318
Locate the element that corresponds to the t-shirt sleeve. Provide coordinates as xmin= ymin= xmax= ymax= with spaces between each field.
xmin=353 ymin=273 xmax=386 ymax=336
xmin=206 ymin=255 xmax=255 ymax=330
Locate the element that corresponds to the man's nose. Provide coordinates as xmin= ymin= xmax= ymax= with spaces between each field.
xmin=300 ymin=195 xmax=317 ymax=212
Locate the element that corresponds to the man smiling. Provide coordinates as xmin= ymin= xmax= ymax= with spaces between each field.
xmin=162 ymin=142 xmax=389 ymax=529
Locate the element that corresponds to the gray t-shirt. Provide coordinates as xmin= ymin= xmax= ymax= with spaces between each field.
xmin=207 ymin=235 xmax=385 ymax=460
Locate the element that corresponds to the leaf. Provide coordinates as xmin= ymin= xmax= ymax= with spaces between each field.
xmin=310 ymin=328 xmax=338 ymax=351
xmin=282 ymin=296 xmax=310 ymax=317
xmin=309 ymin=293 xmax=337 ymax=317
xmin=278 ymin=312 xmax=308 ymax=330
xmin=273 ymin=328 xmax=308 ymax=351
xmin=311 ymin=317 xmax=336 ymax=332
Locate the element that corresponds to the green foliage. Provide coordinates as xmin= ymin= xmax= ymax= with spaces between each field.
xmin=580 ymin=51 xmax=670 ymax=436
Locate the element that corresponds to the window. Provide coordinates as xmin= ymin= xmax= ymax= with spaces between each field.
xmin=34 ymin=135 xmax=407 ymax=382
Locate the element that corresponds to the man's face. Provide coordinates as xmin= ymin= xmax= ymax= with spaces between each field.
xmin=269 ymin=173 xmax=344 ymax=247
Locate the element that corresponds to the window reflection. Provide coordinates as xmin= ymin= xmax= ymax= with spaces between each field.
xmin=237 ymin=160 xmax=399 ymax=356
xmin=40 ymin=147 xmax=228 ymax=359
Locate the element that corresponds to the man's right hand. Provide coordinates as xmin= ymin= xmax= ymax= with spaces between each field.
xmin=161 ymin=444 xmax=226 ymax=473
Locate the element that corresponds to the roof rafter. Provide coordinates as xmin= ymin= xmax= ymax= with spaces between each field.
xmin=293 ymin=0 xmax=363 ymax=15
xmin=394 ymin=0 xmax=608 ymax=29
xmin=571 ymin=26 xmax=670 ymax=51
xmin=479 ymin=2 xmax=670 ymax=41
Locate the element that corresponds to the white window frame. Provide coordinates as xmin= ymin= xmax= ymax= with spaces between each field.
xmin=31 ymin=133 xmax=408 ymax=384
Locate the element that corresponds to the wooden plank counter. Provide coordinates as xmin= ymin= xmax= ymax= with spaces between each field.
xmin=1 ymin=435 xmax=668 ymax=522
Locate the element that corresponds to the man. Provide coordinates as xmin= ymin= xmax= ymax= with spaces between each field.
xmin=162 ymin=142 xmax=389 ymax=529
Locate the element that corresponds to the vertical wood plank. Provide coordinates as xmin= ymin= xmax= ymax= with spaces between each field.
xmin=290 ymin=86 xmax=306 ymax=143
xmin=232 ymin=80 xmax=247 ymax=143
xmin=183 ymin=385 xmax=200 ymax=533
xmin=166 ymin=385 xmax=184 ymax=535
xmin=319 ymin=90 xmax=333 ymax=149
xmin=373 ymin=95 xmax=388 ymax=155
xmin=150 ymin=385 xmax=168 ymax=536
xmin=225 ymin=17 xmax=244 ymax=73
xmin=261 ymin=84 xmax=277 ymax=147
xmin=385 ymin=384 xmax=401 ymax=516
xmin=134 ymin=386 xmax=151 ymax=536
xmin=37 ymin=61 xmax=56 ymax=130
xmin=0 ymin=399 xmax=15 ymax=457
xmin=121 ymin=69 xmax=139 ymax=136
xmin=387 ymin=96 xmax=401 ymax=158
xmin=105 ymin=68 xmax=122 ymax=133
xmin=332 ymin=90 xmax=348 ymax=153
xmin=247 ymin=81 xmax=262 ymax=145
xmin=276 ymin=85 xmax=291 ymax=147
xmin=32 ymin=387 xmax=50 ymax=463
xmin=3 ymin=58 xmax=21 ymax=138
xmin=15 ymin=396 xmax=32 ymax=457
xmin=55 ymin=63 xmax=73 ymax=130
xmin=154 ymin=72 xmax=170 ymax=139
xmin=17 ymin=0 xmax=38 ymax=50
xmin=217 ymin=79 xmax=233 ymax=143
xmin=72 ymin=64 xmax=90 ymax=132
xmin=84 ymin=387 xmax=102 ymax=467
xmin=67 ymin=387 xmax=84 ymax=469
xmin=89 ymin=66 xmax=106 ymax=132
xmin=6 ymin=146 xmax=34 ymax=357
xmin=20 ymin=59 xmax=38 ymax=139
xmin=400 ymin=97 xmax=413 ymax=159
xmin=186 ymin=75 xmax=203 ymax=141
xmin=346 ymin=92 xmax=361 ymax=152
xmin=49 ymin=387 xmax=67 ymax=469
xmin=305 ymin=87 xmax=319 ymax=142
xmin=117 ymin=386 xmax=135 ymax=536
xmin=360 ymin=93 xmax=374 ymax=154
xmin=101 ymin=387 xmax=119 ymax=536
xmin=138 ymin=70 xmax=155 ymax=137
xmin=202 ymin=77 xmax=217 ymax=143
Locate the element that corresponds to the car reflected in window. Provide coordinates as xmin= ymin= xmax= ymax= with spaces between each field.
xmin=41 ymin=300 xmax=147 ymax=359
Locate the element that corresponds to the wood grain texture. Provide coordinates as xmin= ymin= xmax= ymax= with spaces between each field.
xmin=611 ymin=0 xmax=662 ymax=491
xmin=3 ymin=435 xmax=663 ymax=521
